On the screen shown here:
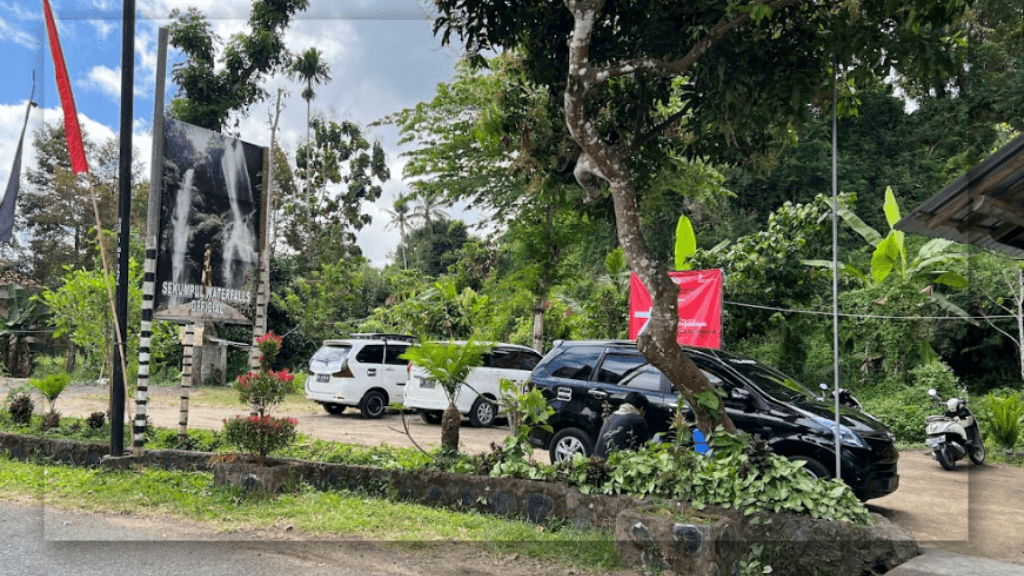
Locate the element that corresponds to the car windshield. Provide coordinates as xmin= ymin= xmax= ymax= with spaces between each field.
xmin=723 ymin=357 xmax=816 ymax=401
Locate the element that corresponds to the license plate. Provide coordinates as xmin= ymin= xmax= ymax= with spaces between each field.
xmin=316 ymin=374 xmax=330 ymax=383
xmin=419 ymin=378 xmax=435 ymax=389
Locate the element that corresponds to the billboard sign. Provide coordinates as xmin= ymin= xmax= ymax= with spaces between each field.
xmin=154 ymin=118 xmax=264 ymax=324
xmin=628 ymin=269 xmax=723 ymax=349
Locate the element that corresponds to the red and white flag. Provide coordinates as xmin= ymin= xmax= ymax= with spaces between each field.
xmin=42 ymin=0 xmax=89 ymax=174
xmin=629 ymin=270 xmax=724 ymax=349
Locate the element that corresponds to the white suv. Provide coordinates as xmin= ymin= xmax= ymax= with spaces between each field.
xmin=404 ymin=343 xmax=542 ymax=427
xmin=305 ymin=334 xmax=417 ymax=419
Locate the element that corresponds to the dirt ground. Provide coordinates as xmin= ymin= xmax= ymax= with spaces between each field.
xmin=5 ymin=382 xmax=1024 ymax=568
xmin=33 ymin=382 xmax=526 ymax=461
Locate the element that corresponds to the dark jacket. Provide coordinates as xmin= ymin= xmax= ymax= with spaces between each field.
xmin=593 ymin=405 xmax=650 ymax=457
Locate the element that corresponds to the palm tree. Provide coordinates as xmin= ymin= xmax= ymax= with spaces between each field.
xmin=288 ymin=48 xmax=332 ymax=196
xmin=383 ymin=192 xmax=413 ymax=268
xmin=409 ymin=190 xmax=450 ymax=227
xmin=400 ymin=340 xmax=491 ymax=451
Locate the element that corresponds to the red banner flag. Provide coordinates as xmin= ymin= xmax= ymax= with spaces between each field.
xmin=628 ymin=270 xmax=723 ymax=349
xmin=42 ymin=0 xmax=88 ymax=174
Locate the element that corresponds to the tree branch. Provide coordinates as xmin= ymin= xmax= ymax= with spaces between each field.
xmin=585 ymin=0 xmax=805 ymax=85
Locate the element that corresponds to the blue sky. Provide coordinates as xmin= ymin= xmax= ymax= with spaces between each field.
xmin=0 ymin=0 xmax=466 ymax=267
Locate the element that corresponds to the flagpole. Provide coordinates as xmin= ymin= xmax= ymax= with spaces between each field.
xmin=110 ymin=0 xmax=137 ymax=456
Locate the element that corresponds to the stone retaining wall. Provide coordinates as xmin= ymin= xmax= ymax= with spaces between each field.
xmin=0 ymin=432 xmax=919 ymax=575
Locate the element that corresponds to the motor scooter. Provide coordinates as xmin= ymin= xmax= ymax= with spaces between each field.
xmin=925 ymin=387 xmax=985 ymax=470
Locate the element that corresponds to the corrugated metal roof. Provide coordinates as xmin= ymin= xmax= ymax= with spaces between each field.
xmin=895 ymin=132 xmax=1024 ymax=258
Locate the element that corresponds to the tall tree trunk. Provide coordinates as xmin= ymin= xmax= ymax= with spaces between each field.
xmin=562 ymin=0 xmax=734 ymax=435
xmin=440 ymin=402 xmax=461 ymax=451
xmin=532 ymin=203 xmax=560 ymax=353
xmin=65 ymin=340 xmax=76 ymax=374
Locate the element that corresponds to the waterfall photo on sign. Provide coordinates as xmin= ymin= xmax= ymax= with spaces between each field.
xmin=154 ymin=119 xmax=264 ymax=324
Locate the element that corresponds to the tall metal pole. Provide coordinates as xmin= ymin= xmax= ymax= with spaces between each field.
xmin=112 ymin=0 xmax=136 ymax=456
xmin=831 ymin=55 xmax=842 ymax=479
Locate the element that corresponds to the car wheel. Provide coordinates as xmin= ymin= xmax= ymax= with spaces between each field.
xmin=788 ymin=456 xmax=832 ymax=480
xmin=935 ymin=445 xmax=956 ymax=470
xmin=549 ymin=427 xmax=593 ymax=463
xmin=420 ymin=410 xmax=443 ymax=425
xmin=469 ymin=397 xmax=496 ymax=428
xmin=969 ymin=443 xmax=986 ymax=465
xmin=322 ymin=403 xmax=345 ymax=416
xmin=360 ymin=391 xmax=387 ymax=419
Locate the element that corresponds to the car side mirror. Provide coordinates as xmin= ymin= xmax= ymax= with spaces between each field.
xmin=729 ymin=387 xmax=752 ymax=403
xmin=927 ymin=388 xmax=938 ymax=398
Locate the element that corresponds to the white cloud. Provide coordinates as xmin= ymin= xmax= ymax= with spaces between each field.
xmin=88 ymin=19 xmax=115 ymax=42
xmin=83 ymin=65 xmax=122 ymax=99
xmin=0 ymin=1 xmax=38 ymax=21
xmin=0 ymin=14 xmax=38 ymax=50
xmin=0 ymin=103 xmax=152 ymax=208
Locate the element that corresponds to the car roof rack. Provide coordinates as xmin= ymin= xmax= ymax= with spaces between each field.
xmin=348 ymin=333 xmax=419 ymax=343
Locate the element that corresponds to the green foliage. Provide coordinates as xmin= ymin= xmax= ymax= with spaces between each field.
xmin=674 ymin=215 xmax=696 ymax=271
xmin=859 ymin=361 xmax=960 ymax=443
xmin=473 ymin=379 xmax=556 ymax=478
xmin=400 ymin=339 xmax=491 ymax=400
xmin=281 ymin=118 xmax=390 ymax=265
xmin=0 ymin=283 xmax=50 ymax=377
xmin=398 ymin=218 xmax=470 ymax=278
xmin=42 ymin=260 xmax=142 ymax=380
xmin=363 ymin=277 xmax=489 ymax=340
xmin=167 ymin=1 xmax=310 ymax=132
xmin=276 ymin=261 xmax=363 ymax=344
xmin=985 ymin=392 xmax=1023 ymax=450
xmin=28 ymin=372 xmax=71 ymax=413
xmin=520 ymin=429 xmax=874 ymax=525
xmin=150 ymin=320 xmax=183 ymax=376
xmin=221 ymin=415 xmax=299 ymax=466
xmin=224 ymin=332 xmax=297 ymax=464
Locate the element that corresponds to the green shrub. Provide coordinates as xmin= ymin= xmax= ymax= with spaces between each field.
xmin=290 ymin=372 xmax=308 ymax=394
xmin=535 ymin=429 xmax=873 ymax=525
xmin=859 ymin=361 xmax=960 ymax=444
xmin=221 ymin=414 xmax=299 ymax=465
xmin=986 ymin=393 xmax=1023 ymax=450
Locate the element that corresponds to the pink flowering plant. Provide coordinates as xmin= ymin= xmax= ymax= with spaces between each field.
xmin=221 ymin=332 xmax=297 ymax=465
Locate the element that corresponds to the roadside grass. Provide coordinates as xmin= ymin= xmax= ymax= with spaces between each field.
xmin=0 ymin=454 xmax=624 ymax=572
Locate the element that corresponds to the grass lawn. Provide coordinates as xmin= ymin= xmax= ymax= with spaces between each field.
xmin=0 ymin=454 xmax=625 ymax=572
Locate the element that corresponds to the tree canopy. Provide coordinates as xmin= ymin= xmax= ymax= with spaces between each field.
xmin=431 ymin=0 xmax=974 ymax=435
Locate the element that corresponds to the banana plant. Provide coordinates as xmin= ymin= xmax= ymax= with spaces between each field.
xmin=674 ymin=214 xmax=697 ymax=271
xmin=809 ymin=188 xmax=972 ymax=322
xmin=0 ymin=284 xmax=50 ymax=377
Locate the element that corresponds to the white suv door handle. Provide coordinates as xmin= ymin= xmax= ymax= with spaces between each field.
xmin=367 ymin=368 xmax=377 ymax=377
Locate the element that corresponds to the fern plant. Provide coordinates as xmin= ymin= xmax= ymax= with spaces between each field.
xmin=987 ymin=393 xmax=1023 ymax=450
xmin=28 ymin=372 xmax=71 ymax=415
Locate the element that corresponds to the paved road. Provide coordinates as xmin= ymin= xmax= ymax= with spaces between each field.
xmin=869 ymin=450 xmax=1024 ymax=566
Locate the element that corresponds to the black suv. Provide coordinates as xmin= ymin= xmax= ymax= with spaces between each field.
xmin=528 ymin=340 xmax=899 ymax=501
